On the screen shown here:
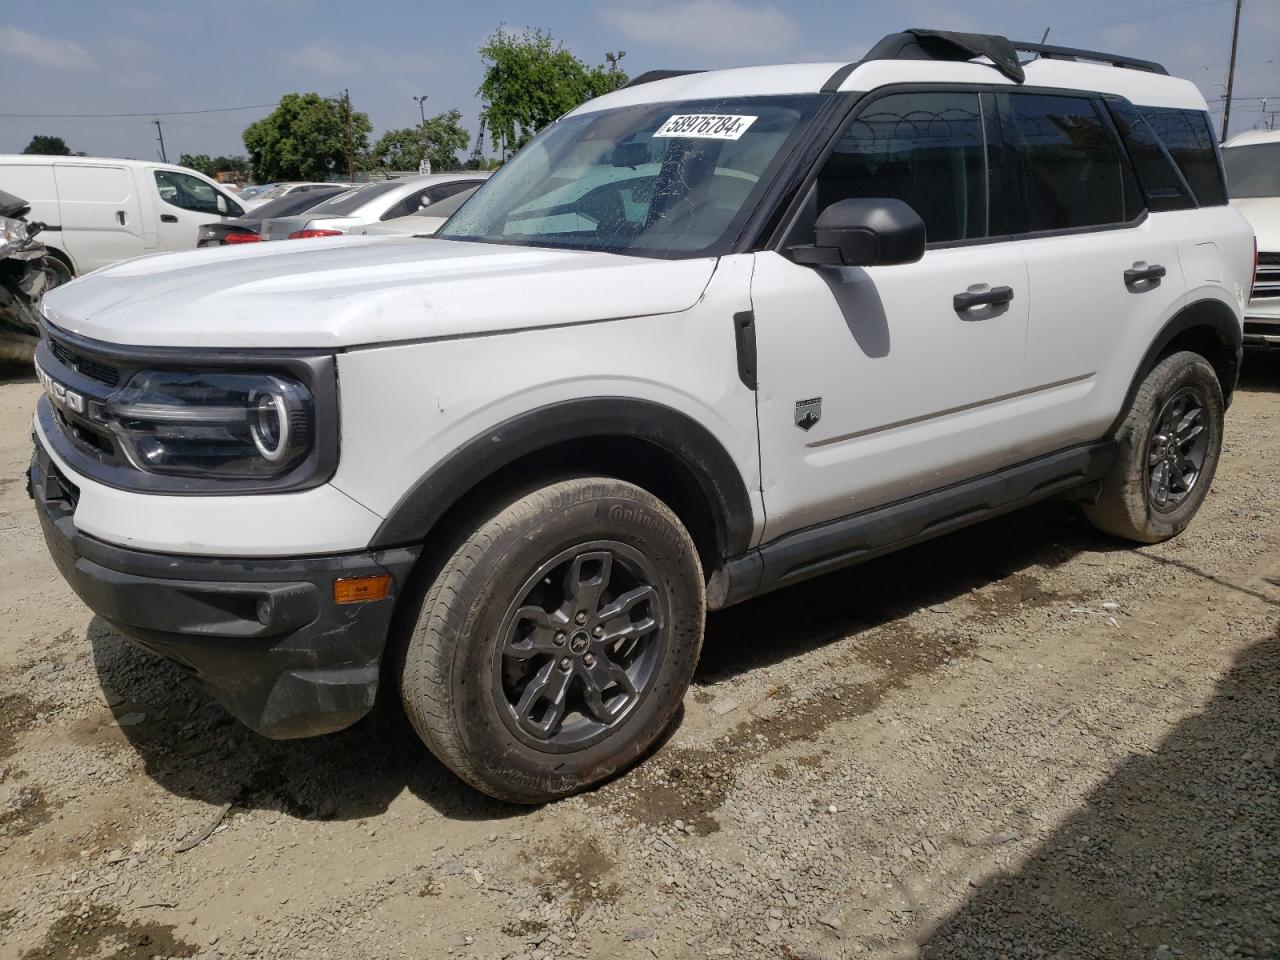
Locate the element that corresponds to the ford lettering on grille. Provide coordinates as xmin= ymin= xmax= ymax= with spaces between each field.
xmin=34 ymin=358 xmax=86 ymax=415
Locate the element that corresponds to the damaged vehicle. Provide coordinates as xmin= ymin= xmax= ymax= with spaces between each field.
xmin=0 ymin=188 xmax=53 ymax=366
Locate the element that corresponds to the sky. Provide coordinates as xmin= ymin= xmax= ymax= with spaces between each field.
xmin=2 ymin=0 xmax=1277 ymax=165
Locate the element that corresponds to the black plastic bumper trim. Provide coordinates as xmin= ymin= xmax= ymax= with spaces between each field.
xmin=29 ymin=442 xmax=421 ymax=739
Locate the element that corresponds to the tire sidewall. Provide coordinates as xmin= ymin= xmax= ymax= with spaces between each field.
xmin=1125 ymin=354 xmax=1224 ymax=538
xmin=441 ymin=482 xmax=703 ymax=800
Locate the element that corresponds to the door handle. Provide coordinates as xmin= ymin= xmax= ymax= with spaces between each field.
xmin=160 ymin=214 xmax=178 ymax=223
xmin=953 ymin=285 xmax=1014 ymax=312
xmin=1124 ymin=262 xmax=1166 ymax=288
xmin=115 ymin=210 xmax=127 ymax=226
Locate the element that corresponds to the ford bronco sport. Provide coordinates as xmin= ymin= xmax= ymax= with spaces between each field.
xmin=28 ymin=31 xmax=1254 ymax=802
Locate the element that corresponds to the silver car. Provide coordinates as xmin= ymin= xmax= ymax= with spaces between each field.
xmin=259 ymin=173 xmax=489 ymax=240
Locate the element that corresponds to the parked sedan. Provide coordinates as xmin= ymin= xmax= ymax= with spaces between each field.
xmin=357 ymin=185 xmax=480 ymax=237
xmin=196 ymin=186 xmax=348 ymax=247
xmin=240 ymin=181 xmax=342 ymax=211
xmin=259 ymin=173 xmax=488 ymax=240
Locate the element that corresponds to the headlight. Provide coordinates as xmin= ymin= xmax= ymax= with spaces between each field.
xmin=103 ymin=370 xmax=314 ymax=479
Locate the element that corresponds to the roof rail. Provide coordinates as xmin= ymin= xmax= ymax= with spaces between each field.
xmin=853 ymin=30 xmax=1168 ymax=85
xmin=1011 ymin=40 xmax=1168 ymax=75
xmin=621 ymin=69 xmax=705 ymax=89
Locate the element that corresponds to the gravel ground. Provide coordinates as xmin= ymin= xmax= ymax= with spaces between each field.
xmin=1 ymin=353 xmax=1278 ymax=960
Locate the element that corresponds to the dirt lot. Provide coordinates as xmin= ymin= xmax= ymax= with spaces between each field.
xmin=1 ymin=355 xmax=1277 ymax=960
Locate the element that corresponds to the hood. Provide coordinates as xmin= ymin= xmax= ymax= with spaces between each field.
xmin=1231 ymin=197 xmax=1280 ymax=252
xmin=40 ymin=236 xmax=718 ymax=349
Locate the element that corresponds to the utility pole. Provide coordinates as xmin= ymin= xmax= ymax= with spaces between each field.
xmin=1222 ymin=0 xmax=1243 ymax=141
xmin=152 ymin=119 xmax=167 ymax=163
xmin=342 ymin=89 xmax=356 ymax=182
xmin=605 ymin=50 xmax=627 ymax=90
xmin=413 ymin=94 xmax=429 ymax=173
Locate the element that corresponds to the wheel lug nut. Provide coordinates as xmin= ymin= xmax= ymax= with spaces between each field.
xmin=575 ymin=611 xmax=587 ymax=625
xmin=558 ymin=656 xmax=572 ymax=671
xmin=583 ymin=653 xmax=596 ymax=667
xmin=554 ymin=632 xmax=566 ymax=646
xmin=592 ymin=625 xmax=604 ymax=638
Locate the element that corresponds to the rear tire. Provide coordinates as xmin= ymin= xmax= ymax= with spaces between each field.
xmin=400 ymin=477 xmax=704 ymax=803
xmin=1083 ymin=350 xmax=1223 ymax=543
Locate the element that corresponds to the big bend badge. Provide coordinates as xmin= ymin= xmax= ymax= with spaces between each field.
xmin=794 ymin=397 xmax=822 ymax=431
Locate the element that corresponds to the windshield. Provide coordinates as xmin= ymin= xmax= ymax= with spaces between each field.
xmin=1224 ymin=143 xmax=1280 ymax=198
xmin=439 ymin=95 xmax=826 ymax=258
xmin=306 ymin=180 xmax=403 ymax=216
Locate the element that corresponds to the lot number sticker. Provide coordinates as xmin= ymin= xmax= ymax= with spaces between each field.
xmin=653 ymin=114 xmax=758 ymax=140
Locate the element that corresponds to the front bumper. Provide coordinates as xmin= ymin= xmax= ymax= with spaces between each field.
xmin=29 ymin=441 xmax=421 ymax=738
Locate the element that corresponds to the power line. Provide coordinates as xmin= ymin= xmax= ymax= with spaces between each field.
xmin=1052 ymin=0 xmax=1229 ymax=36
xmin=0 ymin=102 xmax=279 ymax=119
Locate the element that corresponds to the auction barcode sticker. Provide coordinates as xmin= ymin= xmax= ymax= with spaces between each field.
xmin=653 ymin=114 xmax=758 ymax=140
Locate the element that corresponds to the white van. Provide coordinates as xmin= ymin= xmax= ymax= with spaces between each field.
xmin=0 ymin=155 xmax=245 ymax=281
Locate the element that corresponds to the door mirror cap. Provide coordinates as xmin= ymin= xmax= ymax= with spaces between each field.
xmin=788 ymin=197 xmax=926 ymax=267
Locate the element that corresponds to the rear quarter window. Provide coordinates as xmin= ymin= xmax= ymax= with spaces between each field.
xmin=1138 ymin=107 xmax=1227 ymax=206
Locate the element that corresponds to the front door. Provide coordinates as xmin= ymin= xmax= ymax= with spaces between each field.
xmin=752 ymin=90 xmax=1034 ymax=542
xmin=149 ymin=168 xmax=240 ymax=252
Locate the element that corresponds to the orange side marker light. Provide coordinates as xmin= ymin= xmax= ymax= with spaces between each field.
xmin=333 ymin=574 xmax=393 ymax=604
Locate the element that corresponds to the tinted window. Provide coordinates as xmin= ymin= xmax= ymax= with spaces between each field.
xmin=1105 ymin=99 xmax=1193 ymax=211
xmin=1138 ymin=107 xmax=1227 ymax=206
xmin=1006 ymin=94 xmax=1133 ymax=231
xmin=1223 ymin=142 xmax=1280 ymax=199
xmin=306 ymin=180 xmax=403 ymax=216
xmin=817 ymin=92 xmax=987 ymax=244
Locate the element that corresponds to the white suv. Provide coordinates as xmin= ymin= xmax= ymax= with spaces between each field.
xmin=1222 ymin=129 xmax=1280 ymax=345
xmin=27 ymin=30 xmax=1254 ymax=802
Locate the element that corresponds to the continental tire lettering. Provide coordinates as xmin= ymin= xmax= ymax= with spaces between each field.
xmin=606 ymin=504 xmax=681 ymax=548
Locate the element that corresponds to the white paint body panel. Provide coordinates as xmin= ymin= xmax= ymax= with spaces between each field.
xmin=331 ymin=254 xmax=764 ymax=540
xmin=40 ymin=239 xmax=716 ymax=348
xmin=751 ymin=246 xmax=1031 ymax=539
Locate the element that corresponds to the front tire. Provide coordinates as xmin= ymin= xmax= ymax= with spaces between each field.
xmin=400 ymin=477 xmax=704 ymax=803
xmin=1084 ymin=350 xmax=1224 ymax=543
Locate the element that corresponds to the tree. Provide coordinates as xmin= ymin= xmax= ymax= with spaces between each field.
xmin=179 ymin=154 xmax=250 ymax=178
xmin=369 ymin=109 xmax=471 ymax=172
xmin=478 ymin=27 xmax=628 ymax=154
xmin=242 ymin=93 xmax=371 ymax=181
xmin=23 ymin=135 xmax=73 ymax=156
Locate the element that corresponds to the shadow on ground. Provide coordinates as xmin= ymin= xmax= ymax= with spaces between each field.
xmin=1240 ymin=346 xmax=1280 ymax=394
xmin=699 ymin=499 xmax=1121 ymax=683
xmin=0 ymin=362 xmax=36 ymax=386
xmin=918 ymin=629 xmax=1280 ymax=959
xmin=88 ymin=619 xmax=526 ymax=825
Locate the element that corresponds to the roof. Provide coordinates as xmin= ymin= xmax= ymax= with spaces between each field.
xmin=1224 ymin=129 xmax=1280 ymax=148
xmin=0 ymin=154 xmax=208 ymax=173
xmin=570 ymin=30 xmax=1206 ymax=118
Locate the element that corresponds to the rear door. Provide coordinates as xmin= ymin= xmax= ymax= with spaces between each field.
xmin=52 ymin=163 xmax=146 ymax=272
xmin=149 ymin=168 xmax=243 ymax=251
xmin=1001 ymin=92 xmax=1186 ymax=453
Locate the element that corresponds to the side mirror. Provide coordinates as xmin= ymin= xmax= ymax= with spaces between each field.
xmin=788 ymin=197 xmax=926 ymax=267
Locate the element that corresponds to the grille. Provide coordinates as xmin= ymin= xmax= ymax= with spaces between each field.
xmin=49 ymin=338 xmax=121 ymax=387
xmin=1255 ymin=252 xmax=1280 ymax=301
